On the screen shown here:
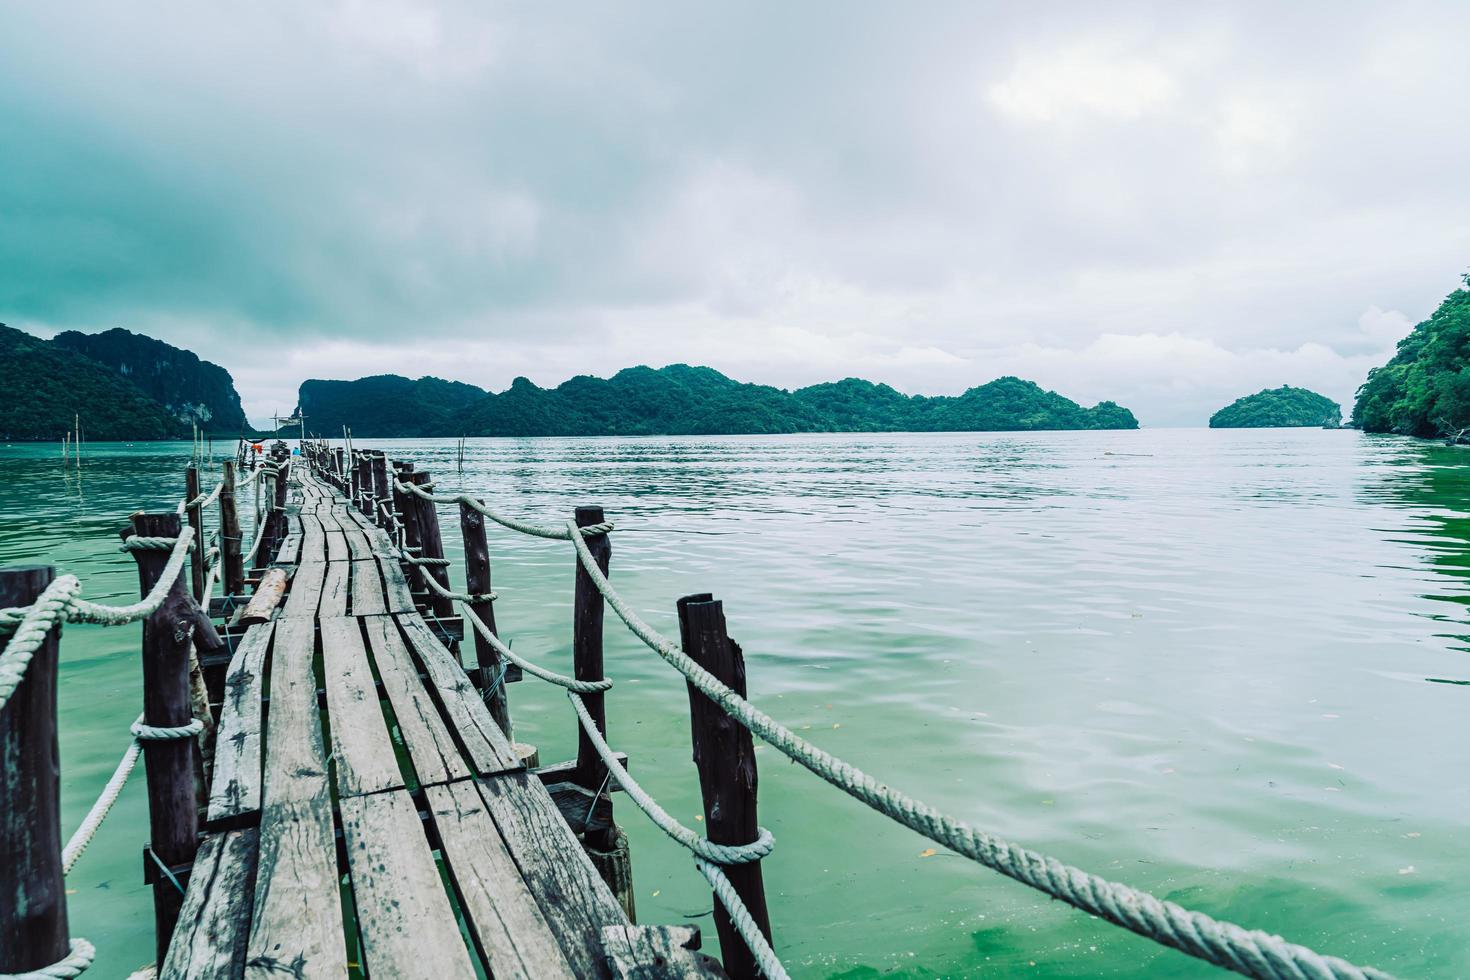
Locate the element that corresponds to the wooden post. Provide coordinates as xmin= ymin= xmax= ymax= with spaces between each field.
xmin=571 ymin=508 xmax=614 ymax=839
xmin=410 ymin=472 xmax=455 ymax=620
xmin=356 ymin=454 xmax=373 ymax=516
xmin=333 ymin=448 xmax=345 ymax=491
xmin=371 ymin=454 xmax=390 ymax=528
xmin=677 ymin=594 xmax=772 ymax=979
xmin=184 ymin=465 xmax=206 ymax=601
xmin=126 ymin=513 xmax=202 ymax=965
xmin=219 ymin=461 xmax=245 ymax=598
xmin=0 ymin=565 xmax=70 ymax=976
xmin=390 ymin=463 xmax=424 ymax=591
xmin=459 ymin=498 xmax=511 ymax=735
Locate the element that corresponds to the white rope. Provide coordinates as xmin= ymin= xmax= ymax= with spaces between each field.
xmin=696 ymin=860 xmax=789 ymax=980
xmin=61 ymin=738 xmax=142 ymax=875
xmin=569 ymin=693 xmax=773 ymax=865
xmin=460 ymin=595 xmax=611 ymax=693
xmin=393 ymin=479 xmax=613 ymax=539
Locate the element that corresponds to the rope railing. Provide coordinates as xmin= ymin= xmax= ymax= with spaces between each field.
xmin=338 ymin=449 xmax=1393 ymax=980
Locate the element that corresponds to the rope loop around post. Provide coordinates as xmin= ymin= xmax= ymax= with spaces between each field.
xmin=130 ymin=716 xmax=205 ymax=741
xmin=0 ymin=937 xmax=96 ymax=979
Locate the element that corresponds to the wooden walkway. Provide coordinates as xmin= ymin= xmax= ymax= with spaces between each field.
xmin=163 ymin=466 xmax=720 ymax=979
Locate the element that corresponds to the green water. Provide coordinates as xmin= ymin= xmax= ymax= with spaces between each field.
xmin=2 ymin=429 xmax=1465 ymax=978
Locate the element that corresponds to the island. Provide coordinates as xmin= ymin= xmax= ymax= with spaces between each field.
xmin=1354 ymin=275 xmax=1470 ymax=441
xmin=297 ymin=367 xmax=1140 ymax=437
xmin=1209 ymin=386 xmax=1342 ymax=429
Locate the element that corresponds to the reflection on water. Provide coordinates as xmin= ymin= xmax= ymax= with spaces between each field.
xmin=1 ymin=429 xmax=1465 ymax=977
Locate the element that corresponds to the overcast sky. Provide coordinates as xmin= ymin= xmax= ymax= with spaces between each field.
xmin=2 ymin=2 xmax=1467 ymax=427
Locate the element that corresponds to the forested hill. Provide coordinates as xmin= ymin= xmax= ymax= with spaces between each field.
xmin=0 ymin=324 xmax=187 ymax=441
xmin=293 ymin=366 xmax=1139 ymax=437
xmin=298 ymin=375 xmax=489 ymax=438
xmin=1209 ymin=386 xmax=1341 ymax=428
xmin=1353 ymin=276 xmax=1470 ymax=438
xmin=51 ymin=328 xmax=247 ymax=432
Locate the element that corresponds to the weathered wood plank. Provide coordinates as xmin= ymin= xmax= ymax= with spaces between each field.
xmin=397 ymin=615 xmax=520 ymax=775
xmin=350 ymin=559 xmax=387 ymax=616
xmin=244 ymin=797 xmax=344 ymax=979
xmin=380 ymin=556 xmax=416 ymax=613
xmin=339 ymin=790 xmax=477 ymax=978
xmin=425 ymin=781 xmax=577 ymax=980
xmin=361 ymin=617 xmax=470 ymax=787
xmin=319 ymin=562 xmax=350 ymax=619
xmin=236 ymin=568 xmax=288 ymax=626
xmin=275 ymin=513 xmax=303 ymax=567
xmin=476 ymin=771 xmax=630 ymax=979
xmin=282 ymin=561 xmax=326 ymax=619
xmin=319 ymin=617 xmax=402 ymax=797
xmin=602 ymin=925 xmax=725 ymax=979
xmin=298 ymin=514 xmax=325 ymax=564
xmin=207 ymin=622 xmax=273 ymax=826
xmin=247 ymin=617 xmax=343 ymax=978
xmin=325 ymin=530 xmax=349 ymax=563
xmin=261 ymin=618 xmax=327 ymax=804
xmin=161 ymin=828 xmax=260 ymax=980
xmin=343 ymin=525 xmax=374 ymax=560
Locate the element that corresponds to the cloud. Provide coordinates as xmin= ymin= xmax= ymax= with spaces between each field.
xmin=0 ymin=2 xmax=1467 ymax=427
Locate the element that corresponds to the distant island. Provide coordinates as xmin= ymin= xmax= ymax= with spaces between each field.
xmin=1354 ymin=275 xmax=1470 ymax=441
xmin=0 ymin=324 xmax=249 ymax=441
xmin=1209 ymin=386 xmax=1342 ymax=429
xmin=295 ymin=366 xmax=1140 ymax=438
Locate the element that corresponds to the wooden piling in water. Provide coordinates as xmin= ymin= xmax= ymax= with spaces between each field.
xmin=459 ymin=497 xmax=511 ymax=735
xmin=677 ymin=594 xmax=772 ymax=980
xmin=219 ymin=460 xmax=245 ymax=597
xmin=0 ymin=565 xmax=70 ymax=977
xmin=184 ymin=465 xmax=207 ymax=601
xmin=371 ymin=453 xmax=390 ymax=527
xmin=409 ymin=471 xmax=455 ymax=620
xmin=126 ymin=513 xmax=203 ymax=965
xmin=572 ymin=507 xmax=615 ymax=843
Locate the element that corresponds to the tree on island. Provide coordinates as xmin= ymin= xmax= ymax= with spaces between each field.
xmin=1353 ymin=274 xmax=1470 ymax=439
xmin=1209 ymin=386 xmax=1342 ymax=428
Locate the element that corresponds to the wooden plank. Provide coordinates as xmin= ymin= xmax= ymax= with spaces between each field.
xmin=161 ymin=829 xmax=260 ymax=980
xmin=361 ymin=618 xmax=470 ymax=787
xmin=207 ymin=622 xmax=273 ymax=826
xmin=339 ymin=790 xmax=477 ymax=978
xmin=245 ymin=798 xmax=344 ymax=978
xmin=350 ymin=559 xmax=387 ymax=616
xmin=298 ymin=514 xmax=325 ymax=564
xmin=319 ymin=562 xmax=350 ymax=619
xmin=601 ymin=925 xmax=724 ymax=979
xmin=282 ymin=561 xmax=326 ymax=619
xmin=343 ymin=525 xmax=374 ymax=560
xmin=397 ymin=615 xmax=521 ymax=775
xmin=380 ymin=556 xmax=416 ymax=613
xmin=319 ymin=618 xmax=403 ymax=797
xmin=275 ymin=514 xmax=302 ymax=567
xmin=425 ymin=781 xmax=577 ymax=980
xmin=247 ymin=617 xmax=344 ymax=977
xmin=261 ymin=618 xmax=327 ymax=804
xmin=325 ymin=530 xmax=349 ymax=563
xmin=476 ymin=771 xmax=630 ymax=979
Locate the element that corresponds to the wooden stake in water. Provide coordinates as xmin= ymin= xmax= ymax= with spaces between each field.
xmin=0 ymin=565 xmax=70 ymax=976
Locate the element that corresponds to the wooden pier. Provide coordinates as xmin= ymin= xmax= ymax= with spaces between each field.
xmin=169 ymin=462 xmax=723 ymax=978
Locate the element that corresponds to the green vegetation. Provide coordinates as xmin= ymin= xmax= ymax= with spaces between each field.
xmin=298 ymin=375 xmax=488 ymax=437
xmin=51 ymin=328 xmax=247 ymax=432
xmin=302 ymin=365 xmax=1139 ymax=437
xmin=1353 ymin=276 xmax=1470 ymax=440
xmin=0 ymin=324 xmax=187 ymax=441
xmin=1209 ymin=386 xmax=1341 ymax=429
